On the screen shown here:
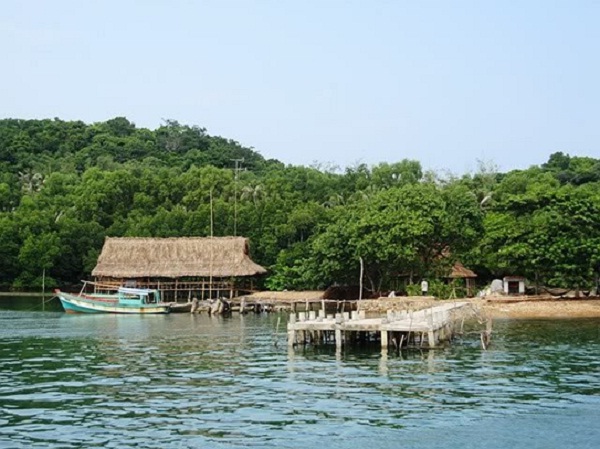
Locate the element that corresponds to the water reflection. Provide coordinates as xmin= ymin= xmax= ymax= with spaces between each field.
xmin=0 ymin=310 xmax=599 ymax=448
xmin=0 ymin=294 xmax=63 ymax=312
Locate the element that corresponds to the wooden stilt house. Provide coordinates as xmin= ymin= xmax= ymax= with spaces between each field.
xmin=91 ymin=237 xmax=267 ymax=302
xmin=447 ymin=261 xmax=477 ymax=297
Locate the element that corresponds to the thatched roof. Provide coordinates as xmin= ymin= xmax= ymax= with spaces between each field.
xmin=92 ymin=237 xmax=267 ymax=278
xmin=448 ymin=261 xmax=477 ymax=278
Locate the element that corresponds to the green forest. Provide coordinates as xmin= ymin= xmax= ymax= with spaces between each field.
xmin=1 ymin=117 xmax=599 ymax=295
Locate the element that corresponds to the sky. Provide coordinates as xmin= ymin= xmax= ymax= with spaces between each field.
xmin=1 ymin=0 xmax=599 ymax=174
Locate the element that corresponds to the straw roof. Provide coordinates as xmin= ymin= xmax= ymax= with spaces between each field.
xmin=448 ymin=261 xmax=477 ymax=278
xmin=92 ymin=237 xmax=267 ymax=278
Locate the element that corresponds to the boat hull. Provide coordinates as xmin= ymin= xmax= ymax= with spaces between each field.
xmin=58 ymin=292 xmax=170 ymax=314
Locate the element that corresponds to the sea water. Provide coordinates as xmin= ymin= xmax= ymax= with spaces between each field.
xmin=0 ymin=297 xmax=598 ymax=448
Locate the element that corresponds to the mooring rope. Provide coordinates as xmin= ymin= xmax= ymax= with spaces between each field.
xmin=19 ymin=295 xmax=59 ymax=312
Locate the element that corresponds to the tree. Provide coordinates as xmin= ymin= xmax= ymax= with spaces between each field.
xmin=277 ymin=182 xmax=482 ymax=292
xmin=16 ymin=233 xmax=61 ymax=288
xmin=474 ymin=165 xmax=600 ymax=290
xmin=370 ymin=160 xmax=423 ymax=189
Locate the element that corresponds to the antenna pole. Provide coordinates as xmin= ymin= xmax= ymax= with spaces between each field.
xmin=231 ymin=158 xmax=244 ymax=236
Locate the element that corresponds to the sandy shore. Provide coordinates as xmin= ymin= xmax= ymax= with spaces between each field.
xmin=482 ymin=298 xmax=600 ymax=319
xmin=358 ymin=296 xmax=600 ymax=320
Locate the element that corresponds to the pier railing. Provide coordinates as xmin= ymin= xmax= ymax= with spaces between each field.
xmin=287 ymin=301 xmax=471 ymax=350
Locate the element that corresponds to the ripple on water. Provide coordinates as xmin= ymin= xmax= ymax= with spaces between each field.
xmin=0 ymin=313 xmax=599 ymax=448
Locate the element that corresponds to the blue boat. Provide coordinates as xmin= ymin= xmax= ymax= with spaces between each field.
xmin=55 ymin=282 xmax=170 ymax=314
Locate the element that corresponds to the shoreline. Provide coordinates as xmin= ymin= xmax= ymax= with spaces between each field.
xmin=482 ymin=298 xmax=600 ymax=319
xmin=3 ymin=291 xmax=600 ymax=320
xmin=356 ymin=296 xmax=600 ymax=320
xmin=0 ymin=292 xmax=50 ymax=297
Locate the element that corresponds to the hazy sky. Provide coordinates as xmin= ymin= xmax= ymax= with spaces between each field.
xmin=1 ymin=1 xmax=599 ymax=174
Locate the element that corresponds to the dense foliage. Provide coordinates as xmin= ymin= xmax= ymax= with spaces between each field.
xmin=0 ymin=118 xmax=599 ymax=293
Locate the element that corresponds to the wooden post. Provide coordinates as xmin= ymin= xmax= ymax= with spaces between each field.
xmin=359 ymin=256 xmax=364 ymax=301
xmin=190 ymin=297 xmax=199 ymax=314
xmin=481 ymin=332 xmax=489 ymax=350
xmin=40 ymin=268 xmax=45 ymax=311
xmin=381 ymin=330 xmax=388 ymax=349
xmin=335 ymin=328 xmax=342 ymax=349
xmin=428 ymin=331 xmax=437 ymax=348
xmin=481 ymin=317 xmax=493 ymax=350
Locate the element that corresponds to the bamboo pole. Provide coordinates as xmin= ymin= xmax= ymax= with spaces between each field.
xmin=42 ymin=268 xmax=45 ymax=311
xmin=359 ymin=257 xmax=364 ymax=301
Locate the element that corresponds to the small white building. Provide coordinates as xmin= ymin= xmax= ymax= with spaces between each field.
xmin=503 ymin=276 xmax=526 ymax=295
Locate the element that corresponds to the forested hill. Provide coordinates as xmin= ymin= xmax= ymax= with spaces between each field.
xmin=0 ymin=117 xmax=275 ymax=174
xmin=0 ymin=117 xmax=599 ymax=294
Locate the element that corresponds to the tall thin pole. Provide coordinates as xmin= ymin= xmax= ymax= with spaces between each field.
xmin=42 ymin=268 xmax=46 ymax=311
xmin=209 ymin=187 xmax=214 ymax=300
xmin=231 ymin=158 xmax=243 ymax=236
xmin=359 ymin=257 xmax=364 ymax=301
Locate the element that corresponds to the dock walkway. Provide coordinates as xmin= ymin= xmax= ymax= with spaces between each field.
xmin=288 ymin=301 xmax=470 ymax=349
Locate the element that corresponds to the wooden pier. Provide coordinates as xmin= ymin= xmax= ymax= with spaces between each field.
xmin=287 ymin=301 xmax=470 ymax=350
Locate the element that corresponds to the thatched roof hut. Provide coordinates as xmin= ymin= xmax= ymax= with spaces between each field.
xmin=92 ymin=237 xmax=267 ymax=279
xmin=448 ymin=261 xmax=477 ymax=279
xmin=446 ymin=261 xmax=477 ymax=297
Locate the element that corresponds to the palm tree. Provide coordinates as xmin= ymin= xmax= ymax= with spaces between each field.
xmin=240 ymin=184 xmax=264 ymax=208
xmin=18 ymin=169 xmax=44 ymax=193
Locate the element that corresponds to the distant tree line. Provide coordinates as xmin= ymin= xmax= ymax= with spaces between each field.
xmin=0 ymin=117 xmax=599 ymax=294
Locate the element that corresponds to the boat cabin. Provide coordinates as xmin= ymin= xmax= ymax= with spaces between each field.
xmin=117 ymin=287 xmax=161 ymax=306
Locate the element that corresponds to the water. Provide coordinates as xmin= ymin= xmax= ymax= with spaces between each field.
xmin=0 ymin=297 xmax=599 ymax=448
